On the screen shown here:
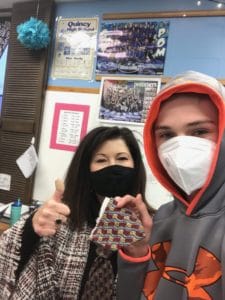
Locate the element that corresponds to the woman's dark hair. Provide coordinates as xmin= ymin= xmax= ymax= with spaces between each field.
xmin=63 ymin=126 xmax=155 ymax=230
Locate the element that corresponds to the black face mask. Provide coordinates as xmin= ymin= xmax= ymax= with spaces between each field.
xmin=90 ymin=165 xmax=136 ymax=197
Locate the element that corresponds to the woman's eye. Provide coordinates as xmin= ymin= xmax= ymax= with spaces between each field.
xmin=117 ymin=156 xmax=129 ymax=161
xmin=95 ymin=158 xmax=107 ymax=163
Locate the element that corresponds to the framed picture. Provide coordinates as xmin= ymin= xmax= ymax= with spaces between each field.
xmin=98 ymin=76 xmax=161 ymax=125
xmin=96 ymin=21 xmax=169 ymax=76
xmin=51 ymin=17 xmax=98 ymax=80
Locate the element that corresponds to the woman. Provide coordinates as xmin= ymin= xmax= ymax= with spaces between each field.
xmin=0 ymin=126 xmax=154 ymax=300
xmin=117 ymin=71 xmax=225 ymax=299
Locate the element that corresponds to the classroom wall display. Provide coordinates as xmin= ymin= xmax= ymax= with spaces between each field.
xmin=51 ymin=17 xmax=98 ymax=80
xmin=33 ymin=89 xmax=171 ymax=209
xmin=96 ymin=21 xmax=169 ymax=76
xmin=98 ymin=76 xmax=161 ymax=125
xmin=33 ymin=90 xmax=100 ymax=201
xmin=0 ymin=19 xmax=10 ymax=59
xmin=50 ymin=102 xmax=90 ymax=152
xmin=0 ymin=19 xmax=10 ymax=98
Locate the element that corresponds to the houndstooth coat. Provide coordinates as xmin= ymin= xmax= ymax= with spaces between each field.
xmin=0 ymin=216 xmax=117 ymax=299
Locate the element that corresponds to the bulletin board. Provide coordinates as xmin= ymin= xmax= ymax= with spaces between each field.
xmin=100 ymin=10 xmax=225 ymax=80
xmin=33 ymin=88 xmax=171 ymax=209
xmin=34 ymin=8 xmax=225 ymax=208
xmin=49 ymin=9 xmax=225 ymax=88
xmin=33 ymin=90 xmax=100 ymax=201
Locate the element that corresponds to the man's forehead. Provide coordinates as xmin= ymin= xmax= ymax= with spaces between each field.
xmin=156 ymin=95 xmax=218 ymax=125
xmin=164 ymin=92 xmax=211 ymax=103
xmin=159 ymin=93 xmax=215 ymax=112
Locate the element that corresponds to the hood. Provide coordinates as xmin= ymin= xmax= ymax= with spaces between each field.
xmin=144 ymin=70 xmax=225 ymax=215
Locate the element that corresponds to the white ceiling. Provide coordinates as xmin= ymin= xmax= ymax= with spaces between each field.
xmin=0 ymin=0 xmax=88 ymax=10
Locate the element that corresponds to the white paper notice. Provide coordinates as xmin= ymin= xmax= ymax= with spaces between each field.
xmin=0 ymin=173 xmax=11 ymax=191
xmin=56 ymin=110 xmax=83 ymax=147
xmin=16 ymin=145 xmax=39 ymax=178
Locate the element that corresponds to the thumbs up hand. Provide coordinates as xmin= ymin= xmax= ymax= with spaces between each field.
xmin=32 ymin=179 xmax=71 ymax=237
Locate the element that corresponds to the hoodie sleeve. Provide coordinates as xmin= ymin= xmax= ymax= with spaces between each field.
xmin=117 ymin=248 xmax=150 ymax=300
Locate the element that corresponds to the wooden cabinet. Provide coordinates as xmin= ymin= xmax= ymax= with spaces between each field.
xmin=0 ymin=221 xmax=9 ymax=234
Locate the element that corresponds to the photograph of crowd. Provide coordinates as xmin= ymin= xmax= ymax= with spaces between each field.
xmin=96 ymin=21 xmax=169 ymax=76
xmin=0 ymin=20 xmax=10 ymax=59
xmin=98 ymin=77 xmax=161 ymax=124
xmin=0 ymin=19 xmax=10 ymax=112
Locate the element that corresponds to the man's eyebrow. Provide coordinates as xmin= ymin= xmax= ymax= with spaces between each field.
xmin=154 ymin=120 xmax=216 ymax=131
xmin=186 ymin=120 xmax=217 ymax=127
xmin=154 ymin=125 xmax=171 ymax=131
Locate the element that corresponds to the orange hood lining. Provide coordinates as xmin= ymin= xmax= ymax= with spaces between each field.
xmin=144 ymin=82 xmax=225 ymax=215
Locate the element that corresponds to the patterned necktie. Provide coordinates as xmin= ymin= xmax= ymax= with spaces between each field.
xmin=81 ymin=246 xmax=114 ymax=300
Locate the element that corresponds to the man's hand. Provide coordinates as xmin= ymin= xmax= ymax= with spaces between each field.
xmin=116 ymin=194 xmax=153 ymax=257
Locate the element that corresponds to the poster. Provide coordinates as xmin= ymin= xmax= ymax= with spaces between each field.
xmin=0 ymin=173 xmax=11 ymax=191
xmin=0 ymin=19 xmax=10 ymax=103
xmin=0 ymin=19 xmax=10 ymax=59
xmin=52 ymin=17 xmax=98 ymax=80
xmin=98 ymin=76 xmax=161 ymax=125
xmin=50 ymin=103 xmax=90 ymax=152
xmin=16 ymin=145 xmax=38 ymax=178
xmin=96 ymin=21 xmax=169 ymax=75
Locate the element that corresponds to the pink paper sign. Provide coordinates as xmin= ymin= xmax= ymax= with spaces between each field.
xmin=50 ymin=103 xmax=90 ymax=152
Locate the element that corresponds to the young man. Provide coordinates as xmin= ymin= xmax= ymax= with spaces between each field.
xmin=116 ymin=71 xmax=225 ymax=299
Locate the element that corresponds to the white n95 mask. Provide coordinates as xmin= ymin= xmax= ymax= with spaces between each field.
xmin=158 ymin=136 xmax=216 ymax=195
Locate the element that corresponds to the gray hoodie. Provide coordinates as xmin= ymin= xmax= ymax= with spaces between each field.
xmin=117 ymin=71 xmax=225 ymax=299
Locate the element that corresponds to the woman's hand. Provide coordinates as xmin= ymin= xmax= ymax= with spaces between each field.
xmin=32 ymin=179 xmax=70 ymax=237
xmin=116 ymin=193 xmax=153 ymax=257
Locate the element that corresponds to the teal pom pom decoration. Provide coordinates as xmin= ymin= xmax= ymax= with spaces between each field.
xmin=16 ymin=17 xmax=50 ymax=50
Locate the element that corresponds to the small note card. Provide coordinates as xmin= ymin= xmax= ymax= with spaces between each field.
xmin=0 ymin=173 xmax=11 ymax=191
xmin=16 ymin=145 xmax=38 ymax=178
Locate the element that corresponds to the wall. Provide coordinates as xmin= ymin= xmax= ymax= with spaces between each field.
xmin=33 ymin=0 xmax=224 ymax=208
xmin=48 ymin=0 xmax=225 ymax=89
